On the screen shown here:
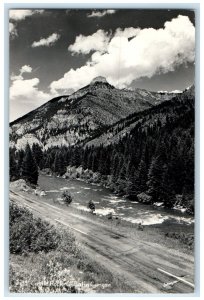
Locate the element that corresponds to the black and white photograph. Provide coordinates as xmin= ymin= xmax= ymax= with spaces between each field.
xmin=8 ymin=7 xmax=196 ymax=294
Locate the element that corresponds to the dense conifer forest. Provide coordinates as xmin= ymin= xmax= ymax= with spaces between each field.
xmin=9 ymin=87 xmax=194 ymax=213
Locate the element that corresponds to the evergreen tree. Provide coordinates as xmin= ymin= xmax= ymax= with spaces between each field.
xmin=183 ymin=144 xmax=194 ymax=194
xmin=53 ymin=151 xmax=66 ymax=176
xmin=115 ymin=155 xmax=124 ymax=181
xmin=168 ymin=146 xmax=185 ymax=194
xmin=70 ymin=147 xmax=81 ymax=167
xmin=82 ymin=148 xmax=89 ymax=170
xmin=98 ymin=147 xmax=108 ymax=175
xmin=32 ymin=143 xmax=43 ymax=167
xmin=87 ymin=151 xmax=93 ymax=170
xmin=146 ymin=155 xmax=165 ymax=202
xmin=22 ymin=143 xmax=38 ymax=185
xmin=111 ymin=153 xmax=120 ymax=182
xmin=160 ymin=164 xmax=176 ymax=207
xmin=126 ymin=165 xmax=138 ymax=199
xmin=9 ymin=149 xmax=18 ymax=181
xmin=92 ymin=152 xmax=99 ymax=172
xmin=44 ymin=154 xmax=52 ymax=169
xmin=66 ymin=147 xmax=71 ymax=166
xmin=16 ymin=149 xmax=25 ymax=177
xmin=137 ymin=156 xmax=148 ymax=193
xmin=116 ymin=160 xmax=127 ymax=195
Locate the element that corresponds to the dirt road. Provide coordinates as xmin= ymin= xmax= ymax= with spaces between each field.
xmin=10 ymin=190 xmax=195 ymax=294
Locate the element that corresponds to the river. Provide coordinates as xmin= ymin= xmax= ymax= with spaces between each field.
xmin=38 ymin=174 xmax=194 ymax=226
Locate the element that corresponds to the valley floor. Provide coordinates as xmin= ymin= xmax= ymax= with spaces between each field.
xmin=9 ymin=181 xmax=195 ymax=294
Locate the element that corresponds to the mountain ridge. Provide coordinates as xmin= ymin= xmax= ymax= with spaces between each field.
xmin=9 ymin=83 xmax=195 ymax=211
xmin=9 ymin=77 xmax=189 ymax=150
xmin=84 ymin=85 xmax=195 ymax=148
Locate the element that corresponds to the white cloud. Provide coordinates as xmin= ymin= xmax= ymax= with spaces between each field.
xmin=11 ymin=65 xmax=33 ymax=81
xmin=10 ymin=10 xmax=34 ymax=20
xmin=10 ymin=74 xmax=23 ymax=81
xmin=170 ymin=90 xmax=182 ymax=93
xmin=50 ymin=15 xmax=195 ymax=93
xmin=10 ymin=66 xmax=56 ymax=121
xmin=50 ymin=65 xmax=97 ymax=93
xmin=68 ymin=30 xmax=110 ymax=54
xmin=114 ymin=27 xmax=141 ymax=39
xmin=9 ymin=22 xmax=18 ymax=38
xmin=9 ymin=10 xmax=44 ymax=39
xmin=9 ymin=9 xmax=43 ymax=21
xmin=20 ymin=65 xmax=32 ymax=74
xmin=87 ymin=10 xmax=116 ymax=18
xmin=158 ymin=90 xmax=182 ymax=94
xmin=31 ymin=33 xmax=60 ymax=48
xmin=11 ymin=78 xmax=43 ymax=100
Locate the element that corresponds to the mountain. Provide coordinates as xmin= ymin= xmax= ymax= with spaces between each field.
xmin=59 ymin=85 xmax=194 ymax=210
xmin=10 ymin=82 xmax=195 ymax=210
xmin=85 ymin=86 xmax=195 ymax=148
xmin=9 ymin=77 xmax=178 ymax=150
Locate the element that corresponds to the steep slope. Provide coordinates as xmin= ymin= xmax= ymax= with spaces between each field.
xmin=9 ymin=77 xmax=177 ymax=150
xmin=60 ymin=85 xmax=194 ymax=210
xmin=85 ymin=86 xmax=195 ymax=148
xmin=10 ymin=85 xmax=195 ymax=210
xmin=37 ymin=85 xmax=194 ymax=209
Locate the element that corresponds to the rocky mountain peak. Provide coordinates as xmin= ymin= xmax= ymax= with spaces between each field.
xmin=90 ymin=76 xmax=109 ymax=85
xmin=9 ymin=75 xmax=184 ymax=151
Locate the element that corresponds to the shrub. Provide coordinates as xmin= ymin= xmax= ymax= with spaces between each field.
xmin=9 ymin=201 xmax=132 ymax=293
xmin=61 ymin=190 xmax=73 ymax=205
xmin=165 ymin=231 xmax=194 ymax=249
xmin=9 ymin=202 xmax=61 ymax=254
xmin=87 ymin=200 xmax=95 ymax=212
xmin=107 ymin=212 xmax=113 ymax=220
xmin=137 ymin=192 xmax=152 ymax=204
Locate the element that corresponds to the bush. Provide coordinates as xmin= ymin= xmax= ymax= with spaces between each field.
xmin=165 ymin=231 xmax=194 ymax=249
xmin=9 ymin=202 xmax=132 ymax=293
xmin=9 ymin=202 xmax=61 ymax=254
xmin=137 ymin=192 xmax=152 ymax=204
xmin=61 ymin=190 xmax=73 ymax=205
xmin=107 ymin=212 xmax=113 ymax=220
xmin=87 ymin=200 xmax=95 ymax=212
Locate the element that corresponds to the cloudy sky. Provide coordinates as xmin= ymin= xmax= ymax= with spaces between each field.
xmin=9 ymin=9 xmax=195 ymax=121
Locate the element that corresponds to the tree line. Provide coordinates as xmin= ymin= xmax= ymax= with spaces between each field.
xmin=9 ymin=90 xmax=194 ymax=212
xmin=10 ymin=143 xmax=41 ymax=185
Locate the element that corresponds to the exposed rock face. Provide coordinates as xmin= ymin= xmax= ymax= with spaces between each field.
xmin=9 ymin=77 xmax=181 ymax=150
xmin=90 ymin=76 xmax=109 ymax=85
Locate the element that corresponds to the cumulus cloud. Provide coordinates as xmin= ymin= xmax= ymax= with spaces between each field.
xmin=10 ymin=65 xmax=55 ymax=121
xmin=10 ymin=10 xmax=34 ymax=20
xmin=68 ymin=30 xmax=110 ymax=54
xmin=10 ymin=77 xmax=47 ymax=100
xmin=87 ymin=9 xmax=116 ymax=18
xmin=9 ymin=9 xmax=44 ymax=21
xmin=50 ymin=15 xmax=195 ymax=93
xmin=50 ymin=65 xmax=97 ymax=93
xmin=114 ymin=27 xmax=141 ymax=39
xmin=11 ymin=65 xmax=33 ymax=81
xmin=20 ymin=65 xmax=32 ymax=74
xmin=9 ymin=22 xmax=18 ymax=38
xmin=31 ymin=33 xmax=60 ymax=48
xmin=9 ymin=10 xmax=44 ymax=39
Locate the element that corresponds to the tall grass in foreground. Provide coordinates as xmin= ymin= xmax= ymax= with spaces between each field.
xmin=9 ymin=201 xmax=131 ymax=293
